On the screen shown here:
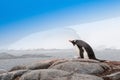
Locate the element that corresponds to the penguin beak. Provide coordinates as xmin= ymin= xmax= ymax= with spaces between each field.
xmin=69 ymin=40 xmax=75 ymax=46
xmin=69 ymin=40 xmax=72 ymax=42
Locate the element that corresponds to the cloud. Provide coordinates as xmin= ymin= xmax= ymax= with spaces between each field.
xmin=8 ymin=28 xmax=80 ymax=50
xmin=69 ymin=17 xmax=120 ymax=49
xmin=8 ymin=17 xmax=120 ymax=50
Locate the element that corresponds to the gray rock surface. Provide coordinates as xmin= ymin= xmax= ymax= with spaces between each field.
xmin=50 ymin=61 xmax=110 ymax=75
xmin=0 ymin=70 xmax=28 ymax=80
xmin=0 ymin=69 xmax=7 ymax=74
xmin=26 ymin=61 xmax=53 ymax=70
xmin=105 ymin=72 xmax=120 ymax=80
xmin=9 ymin=65 xmax=26 ymax=72
xmin=20 ymin=69 xmax=103 ymax=80
xmin=26 ymin=59 xmax=59 ymax=70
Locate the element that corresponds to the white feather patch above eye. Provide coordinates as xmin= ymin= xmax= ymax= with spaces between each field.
xmin=82 ymin=47 xmax=89 ymax=59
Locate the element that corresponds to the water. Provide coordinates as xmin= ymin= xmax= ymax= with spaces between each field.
xmin=0 ymin=49 xmax=120 ymax=70
xmin=0 ymin=53 xmax=75 ymax=70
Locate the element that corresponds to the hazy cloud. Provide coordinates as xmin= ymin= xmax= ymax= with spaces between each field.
xmin=8 ymin=28 xmax=80 ymax=50
xmin=8 ymin=17 xmax=120 ymax=50
xmin=70 ymin=17 xmax=120 ymax=49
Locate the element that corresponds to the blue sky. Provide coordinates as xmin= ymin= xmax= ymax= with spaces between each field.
xmin=1 ymin=0 xmax=120 ymax=49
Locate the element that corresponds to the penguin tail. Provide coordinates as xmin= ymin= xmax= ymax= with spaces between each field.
xmin=95 ymin=58 xmax=106 ymax=62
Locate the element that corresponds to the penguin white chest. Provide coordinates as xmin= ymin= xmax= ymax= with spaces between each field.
xmin=82 ymin=47 xmax=89 ymax=59
xmin=73 ymin=45 xmax=89 ymax=59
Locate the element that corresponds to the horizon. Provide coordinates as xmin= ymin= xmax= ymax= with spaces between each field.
xmin=1 ymin=47 xmax=120 ymax=51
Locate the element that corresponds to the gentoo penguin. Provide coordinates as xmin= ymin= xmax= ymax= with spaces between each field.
xmin=69 ymin=39 xmax=105 ymax=62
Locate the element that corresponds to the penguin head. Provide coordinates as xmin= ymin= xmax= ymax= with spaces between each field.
xmin=69 ymin=40 xmax=76 ymax=46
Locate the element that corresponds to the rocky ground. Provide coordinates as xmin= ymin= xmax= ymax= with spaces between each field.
xmin=0 ymin=58 xmax=120 ymax=80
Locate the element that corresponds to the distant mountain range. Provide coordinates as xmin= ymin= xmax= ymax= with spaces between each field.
xmin=0 ymin=48 xmax=120 ymax=60
xmin=0 ymin=52 xmax=16 ymax=59
xmin=0 ymin=49 xmax=73 ymax=59
xmin=0 ymin=51 xmax=51 ymax=59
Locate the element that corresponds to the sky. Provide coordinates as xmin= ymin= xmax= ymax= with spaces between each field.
xmin=8 ymin=17 xmax=120 ymax=50
xmin=1 ymin=0 xmax=120 ymax=49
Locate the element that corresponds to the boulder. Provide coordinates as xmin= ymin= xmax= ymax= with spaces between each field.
xmin=104 ymin=72 xmax=120 ymax=80
xmin=9 ymin=65 xmax=26 ymax=72
xmin=20 ymin=69 xmax=103 ymax=80
xmin=49 ymin=61 xmax=110 ymax=75
xmin=49 ymin=59 xmax=101 ymax=68
xmin=0 ymin=70 xmax=28 ymax=80
xmin=0 ymin=69 xmax=7 ymax=74
xmin=26 ymin=59 xmax=59 ymax=70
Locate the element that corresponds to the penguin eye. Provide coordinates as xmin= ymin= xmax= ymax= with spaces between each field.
xmin=72 ymin=41 xmax=76 ymax=46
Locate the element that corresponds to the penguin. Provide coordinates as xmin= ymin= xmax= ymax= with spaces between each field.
xmin=69 ymin=39 xmax=105 ymax=62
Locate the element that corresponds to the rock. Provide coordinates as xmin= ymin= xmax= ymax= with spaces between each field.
xmin=20 ymin=69 xmax=103 ymax=80
xmin=49 ymin=61 xmax=110 ymax=75
xmin=0 ymin=69 xmax=7 ymax=74
xmin=70 ymin=59 xmax=100 ymax=63
xmin=49 ymin=59 xmax=101 ymax=68
xmin=26 ymin=61 xmax=52 ymax=70
xmin=0 ymin=58 xmax=120 ymax=80
xmin=103 ymin=72 xmax=120 ymax=80
xmin=49 ymin=59 xmax=69 ymax=67
xmin=9 ymin=65 xmax=26 ymax=72
xmin=26 ymin=59 xmax=59 ymax=70
xmin=0 ymin=70 xmax=28 ymax=80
